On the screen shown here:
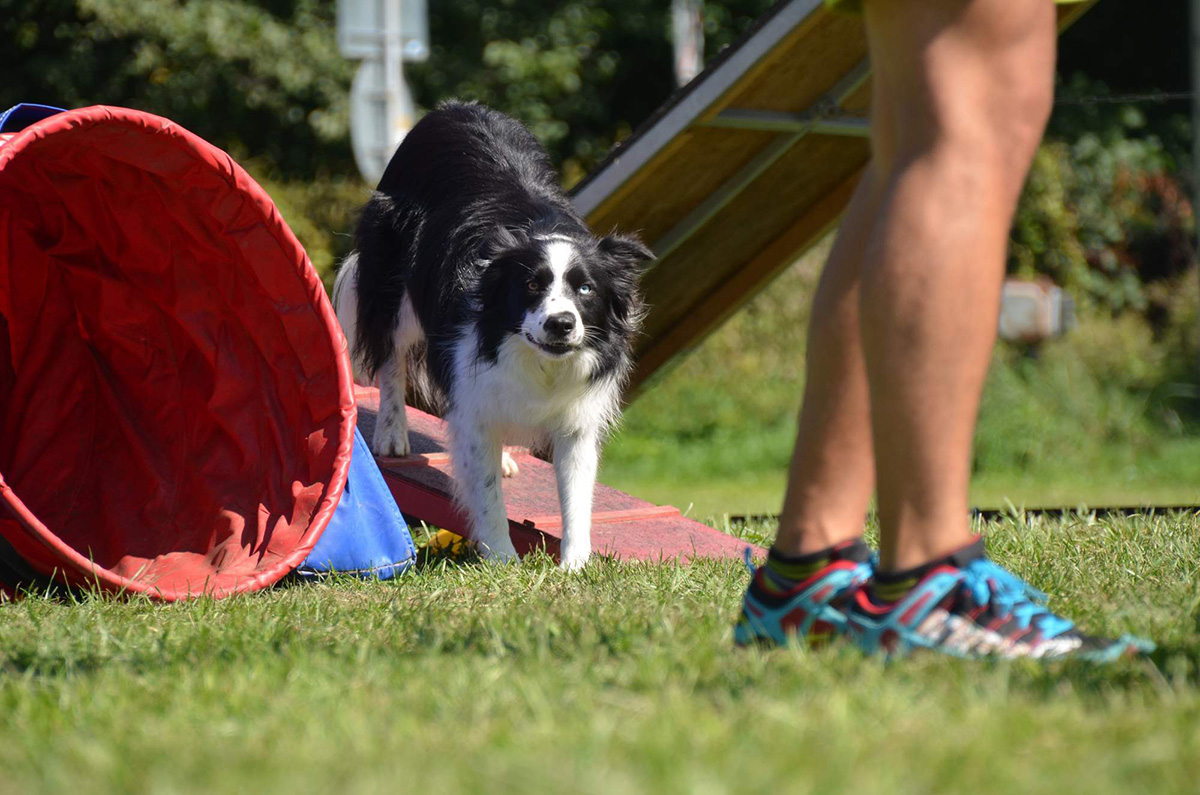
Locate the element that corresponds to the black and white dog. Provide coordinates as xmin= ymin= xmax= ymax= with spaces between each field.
xmin=332 ymin=101 xmax=651 ymax=569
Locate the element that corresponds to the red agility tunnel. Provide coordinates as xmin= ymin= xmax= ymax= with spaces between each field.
xmin=0 ymin=106 xmax=356 ymax=600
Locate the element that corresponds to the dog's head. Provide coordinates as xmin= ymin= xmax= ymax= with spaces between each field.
xmin=478 ymin=231 xmax=652 ymax=363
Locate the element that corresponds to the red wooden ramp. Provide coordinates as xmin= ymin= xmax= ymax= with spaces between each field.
xmin=353 ymin=386 xmax=759 ymax=562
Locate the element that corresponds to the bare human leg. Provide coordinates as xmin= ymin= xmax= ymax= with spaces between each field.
xmin=858 ymin=0 xmax=1055 ymax=570
xmin=771 ymin=51 xmax=896 ymax=557
xmin=739 ymin=0 xmax=1153 ymax=660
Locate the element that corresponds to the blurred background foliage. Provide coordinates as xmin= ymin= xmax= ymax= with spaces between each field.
xmin=2 ymin=0 xmax=1197 ymax=512
xmin=1 ymin=0 xmax=776 ymax=277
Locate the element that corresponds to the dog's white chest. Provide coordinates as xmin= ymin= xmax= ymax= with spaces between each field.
xmin=451 ymin=331 xmax=615 ymax=438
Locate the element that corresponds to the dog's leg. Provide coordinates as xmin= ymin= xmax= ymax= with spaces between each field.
xmin=553 ymin=430 xmax=599 ymax=571
xmin=331 ymin=252 xmax=373 ymax=387
xmin=372 ymin=353 xmax=411 ymax=457
xmin=371 ymin=294 xmax=423 ymax=457
xmin=501 ymin=450 xmax=519 ymax=478
xmin=450 ymin=422 xmax=518 ymax=563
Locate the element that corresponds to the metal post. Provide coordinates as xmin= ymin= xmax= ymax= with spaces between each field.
xmin=383 ymin=0 xmax=405 ymax=153
xmin=1193 ymin=0 xmax=1200 ymax=374
xmin=671 ymin=0 xmax=704 ymax=87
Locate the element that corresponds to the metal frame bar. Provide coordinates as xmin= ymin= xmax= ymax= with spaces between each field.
xmin=822 ymin=58 xmax=873 ymax=110
xmin=650 ymin=57 xmax=871 ymax=258
xmin=651 ymin=131 xmax=804 ymax=259
xmin=572 ymin=0 xmax=826 ymax=216
xmin=703 ymin=109 xmax=870 ymax=137
xmin=1193 ymin=0 xmax=1200 ymax=376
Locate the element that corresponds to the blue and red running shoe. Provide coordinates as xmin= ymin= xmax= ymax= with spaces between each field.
xmin=846 ymin=538 xmax=1154 ymax=661
xmin=734 ymin=540 xmax=874 ymax=647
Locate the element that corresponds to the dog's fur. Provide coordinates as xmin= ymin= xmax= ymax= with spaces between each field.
xmin=332 ymin=101 xmax=651 ymax=569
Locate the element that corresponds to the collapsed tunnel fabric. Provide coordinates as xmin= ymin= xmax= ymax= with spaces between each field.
xmin=0 ymin=105 xmax=356 ymax=600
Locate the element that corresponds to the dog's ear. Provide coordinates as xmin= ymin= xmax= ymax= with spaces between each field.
xmin=597 ymin=234 xmax=651 ymax=336
xmin=477 ymin=246 xmax=519 ymax=315
xmin=598 ymin=234 xmax=654 ymax=274
xmin=477 ymin=239 xmax=538 ymax=315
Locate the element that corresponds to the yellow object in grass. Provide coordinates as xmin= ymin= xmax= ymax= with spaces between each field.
xmin=425 ymin=529 xmax=469 ymax=557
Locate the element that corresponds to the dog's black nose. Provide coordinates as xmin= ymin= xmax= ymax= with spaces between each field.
xmin=544 ymin=313 xmax=576 ymax=339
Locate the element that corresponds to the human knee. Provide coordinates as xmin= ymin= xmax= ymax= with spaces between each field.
xmin=984 ymin=68 xmax=1054 ymax=172
xmin=870 ymin=0 xmax=1056 ymax=189
xmin=887 ymin=70 xmax=1052 ymax=199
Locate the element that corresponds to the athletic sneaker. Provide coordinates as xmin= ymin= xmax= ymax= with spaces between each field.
xmin=734 ymin=539 xmax=874 ymax=647
xmin=846 ymin=538 xmax=1154 ymax=661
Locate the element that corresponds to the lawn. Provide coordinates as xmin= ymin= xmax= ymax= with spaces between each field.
xmin=600 ymin=245 xmax=1200 ymax=520
xmin=2 ymin=512 xmax=1198 ymax=794
xmin=602 ymin=435 xmax=1200 ymax=521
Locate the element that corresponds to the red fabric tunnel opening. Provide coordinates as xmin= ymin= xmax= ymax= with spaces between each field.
xmin=0 ymin=107 xmax=355 ymax=599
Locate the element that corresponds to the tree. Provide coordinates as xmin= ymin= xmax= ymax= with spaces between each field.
xmin=1 ymin=0 xmax=354 ymax=178
xmin=1 ymin=0 xmax=777 ymax=183
xmin=408 ymin=0 xmax=774 ymax=184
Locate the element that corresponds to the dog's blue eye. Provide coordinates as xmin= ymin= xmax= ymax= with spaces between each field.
xmin=579 ymin=284 xmax=592 ymax=295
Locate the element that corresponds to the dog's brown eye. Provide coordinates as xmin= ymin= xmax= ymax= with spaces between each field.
xmin=526 ymin=279 xmax=539 ymax=292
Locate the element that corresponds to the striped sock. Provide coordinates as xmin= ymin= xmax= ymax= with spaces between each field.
xmin=869 ymin=572 xmax=921 ymax=604
xmin=760 ymin=538 xmax=871 ymax=595
xmin=869 ymin=536 xmax=985 ymax=605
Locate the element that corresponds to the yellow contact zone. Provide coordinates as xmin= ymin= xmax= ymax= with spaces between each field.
xmin=825 ymin=0 xmax=1087 ymax=12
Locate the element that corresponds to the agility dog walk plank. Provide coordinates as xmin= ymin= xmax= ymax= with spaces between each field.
xmin=572 ymin=0 xmax=1094 ymax=394
xmin=353 ymin=387 xmax=757 ymax=562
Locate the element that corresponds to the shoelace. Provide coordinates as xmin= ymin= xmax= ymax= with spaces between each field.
xmin=960 ymin=559 xmax=1075 ymax=638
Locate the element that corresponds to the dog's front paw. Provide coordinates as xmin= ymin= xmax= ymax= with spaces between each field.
xmin=501 ymin=451 xmax=520 ymax=478
xmin=559 ymin=549 xmax=590 ymax=571
xmin=372 ymin=422 xmax=411 ymax=458
xmin=476 ymin=537 xmax=519 ymax=564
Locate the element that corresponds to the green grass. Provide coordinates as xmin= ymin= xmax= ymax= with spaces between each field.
xmin=600 ymin=247 xmax=1200 ymax=518
xmin=603 ymin=468 xmax=790 ymax=520
xmin=3 ymin=513 xmax=1199 ymax=794
xmin=970 ymin=435 xmax=1200 ymax=509
xmin=603 ymin=435 xmax=1200 ymax=521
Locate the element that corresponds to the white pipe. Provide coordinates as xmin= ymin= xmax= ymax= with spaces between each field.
xmin=383 ymin=0 xmax=404 ymax=152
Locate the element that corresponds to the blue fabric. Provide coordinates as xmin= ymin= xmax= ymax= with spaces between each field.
xmin=0 ymin=103 xmax=65 ymax=133
xmin=299 ymin=426 xmax=415 ymax=579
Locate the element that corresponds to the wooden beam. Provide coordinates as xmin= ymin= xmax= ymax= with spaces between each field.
xmin=574 ymin=0 xmax=828 ymax=220
xmin=651 ymin=131 xmax=805 ymax=258
xmin=630 ymin=167 xmax=863 ymax=393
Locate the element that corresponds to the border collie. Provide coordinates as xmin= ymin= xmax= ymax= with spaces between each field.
xmin=332 ymin=101 xmax=652 ymax=569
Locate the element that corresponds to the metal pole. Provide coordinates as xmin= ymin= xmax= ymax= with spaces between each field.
xmin=671 ymin=0 xmax=704 ymax=87
xmin=1193 ymin=0 xmax=1200 ymax=374
xmin=383 ymin=0 xmax=404 ymax=152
